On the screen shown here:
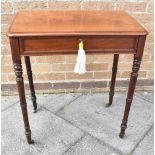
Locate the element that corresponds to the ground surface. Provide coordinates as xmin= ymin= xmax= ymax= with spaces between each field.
xmin=2 ymin=92 xmax=154 ymax=155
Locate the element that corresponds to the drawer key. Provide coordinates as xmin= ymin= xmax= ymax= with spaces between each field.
xmin=74 ymin=40 xmax=86 ymax=74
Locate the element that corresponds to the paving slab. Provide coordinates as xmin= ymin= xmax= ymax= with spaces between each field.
xmin=35 ymin=93 xmax=81 ymax=113
xmin=58 ymin=93 xmax=153 ymax=154
xmin=2 ymin=92 xmax=153 ymax=155
xmin=1 ymin=96 xmax=19 ymax=111
xmin=132 ymin=127 xmax=154 ymax=155
xmin=64 ymin=135 xmax=120 ymax=155
xmin=2 ymin=103 xmax=84 ymax=155
xmin=1 ymin=95 xmax=33 ymax=112
xmin=135 ymin=92 xmax=154 ymax=104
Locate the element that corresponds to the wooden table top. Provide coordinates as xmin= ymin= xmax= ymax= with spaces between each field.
xmin=8 ymin=10 xmax=148 ymax=37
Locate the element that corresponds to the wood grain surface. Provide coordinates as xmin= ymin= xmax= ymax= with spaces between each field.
xmin=7 ymin=10 xmax=148 ymax=37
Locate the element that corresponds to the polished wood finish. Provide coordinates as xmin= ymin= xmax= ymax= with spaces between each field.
xmin=19 ymin=36 xmax=138 ymax=55
xmin=106 ymin=54 xmax=119 ymax=107
xmin=7 ymin=10 xmax=147 ymax=37
xmin=24 ymin=56 xmax=37 ymax=113
xmin=7 ymin=11 xmax=148 ymax=143
xmin=119 ymin=35 xmax=146 ymax=138
xmin=10 ymin=38 xmax=34 ymax=144
xmin=120 ymin=56 xmax=142 ymax=137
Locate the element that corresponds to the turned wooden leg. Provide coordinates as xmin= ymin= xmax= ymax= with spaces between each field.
xmin=24 ymin=56 xmax=37 ymax=113
xmin=106 ymin=54 xmax=119 ymax=107
xmin=14 ymin=61 xmax=34 ymax=144
xmin=119 ymin=56 xmax=141 ymax=138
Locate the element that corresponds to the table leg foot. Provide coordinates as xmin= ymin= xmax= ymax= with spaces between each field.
xmin=106 ymin=92 xmax=114 ymax=107
xmin=28 ymin=139 xmax=34 ymax=144
xmin=105 ymin=103 xmax=112 ymax=107
xmin=25 ymin=130 xmax=34 ymax=144
xmin=119 ymin=120 xmax=127 ymax=138
xmin=119 ymin=132 xmax=124 ymax=138
xmin=26 ymin=139 xmax=34 ymax=144
xmin=31 ymin=96 xmax=37 ymax=113
xmin=33 ymin=109 xmax=37 ymax=113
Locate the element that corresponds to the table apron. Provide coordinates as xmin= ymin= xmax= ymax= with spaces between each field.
xmin=19 ymin=36 xmax=139 ymax=56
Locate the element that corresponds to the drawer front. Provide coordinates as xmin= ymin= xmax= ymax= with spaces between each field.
xmin=19 ymin=36 xmax=138 ymax=55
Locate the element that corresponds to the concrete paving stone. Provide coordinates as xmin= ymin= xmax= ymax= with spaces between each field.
xmin=108 ymin=92 xmax=153 ymax=121
xmin=135 ymin=92 xmax=154 ymax=104
xmin=35 ymin=93 xmax=81 ymax=113
xmin=132 ymin=127 xmax=154 ymax=155
xmin=64 ymin=135 xmax=120 ymax=155
xmin=1 ymin=95 xmax=32 ymax=112
xmin=1 ymin=95 xmax=20 ymax=111
xmin=2 ymin=103 xmax=84 ymax=155
xmin=58 ymin=93 xmax=153 ymax=154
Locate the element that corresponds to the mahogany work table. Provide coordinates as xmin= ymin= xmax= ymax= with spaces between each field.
xmin=7 ymin=10 xmax=148 ymax=144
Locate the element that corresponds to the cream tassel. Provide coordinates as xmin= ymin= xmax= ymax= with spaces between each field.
xmin=74 ymin=41 xmax=86 ymax=74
